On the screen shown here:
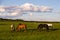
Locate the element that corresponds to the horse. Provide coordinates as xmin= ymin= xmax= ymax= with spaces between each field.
xmin=37 ymin=24 xmax=49 ymax=31
xmin=16 ymin=23 xmax=27 ymax=32
xmin=10 ymin=24 xmax=15 ymax=32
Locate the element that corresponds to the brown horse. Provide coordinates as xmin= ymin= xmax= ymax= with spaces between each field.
xmin=16 ymin=23 xmax=27 ymax=32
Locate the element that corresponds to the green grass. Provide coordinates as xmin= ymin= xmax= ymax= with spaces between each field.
xmin=0 ymin=21 xmax=60 ymax=40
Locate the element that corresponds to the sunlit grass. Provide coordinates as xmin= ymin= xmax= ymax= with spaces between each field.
xmin=0 ymin=21 xmax=60 ymax=40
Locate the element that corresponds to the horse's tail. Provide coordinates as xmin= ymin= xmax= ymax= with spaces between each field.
xmin=24 ymin=25 xmax=27 ymax=31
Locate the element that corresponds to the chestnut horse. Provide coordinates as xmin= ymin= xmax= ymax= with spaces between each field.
xmin=16 ymin=23 xmax=27 ymax=32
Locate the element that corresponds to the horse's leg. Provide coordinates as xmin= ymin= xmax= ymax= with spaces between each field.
xmin=24 ymin=26 xmax=27 ymax=32
xmin=46 ymin=26 xmax=49 ymax=31
xmin=25 ymin=26 xmax=27 ymax=31
xmin=37 ymin=26 xmax=42 ymax=32
xmin=40 ymin=27 xmax=43 ymax=31
xmin=16 ymin=29 xmax=18 ymax=32
xmin=37 ymin=26 xmax=40 ymax=31
xmin=16 ymin=26 xmax=19 ymax=32
xmin=13 ymin=27 xmax=15 ymax=31
xmin=16 ymin=28 xmax=20 ymax=32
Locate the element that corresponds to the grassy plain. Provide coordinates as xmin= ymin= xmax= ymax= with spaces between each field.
xmin=0 ymin=21 xmax=60 ymax=40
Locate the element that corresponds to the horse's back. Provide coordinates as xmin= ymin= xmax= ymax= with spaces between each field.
xmin=47 ymin=24 xmax=52 ymax=26
xmin=18 ymin=24 xmax=26 ymax=28
xmin=39 ymin=24 xmax=48 ymax=26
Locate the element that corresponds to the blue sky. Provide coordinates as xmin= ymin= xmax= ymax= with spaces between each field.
xmin=0 ymin=0 xmax=60 ymax=11
xmin=0 ymin=0 xmax=60 ymax=12
xmin=1 ymin=0 xmax=60 ymax=8
xmin=0 ymin=0 xmax=60 ymax=21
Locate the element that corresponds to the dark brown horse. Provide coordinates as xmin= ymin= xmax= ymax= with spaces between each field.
xmin=37 ymin=24 xmax=49 ymax=31
xmin=16 ymin=23 xmax=27 ymax=32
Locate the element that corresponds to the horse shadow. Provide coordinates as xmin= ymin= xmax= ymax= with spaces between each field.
xmin=49 ymin=28 xmax=60 ymax=31
xmin=27 ymin=29 xmax=37 ymax=31
xmin=26 ymin=28 xmax=60 ymax=32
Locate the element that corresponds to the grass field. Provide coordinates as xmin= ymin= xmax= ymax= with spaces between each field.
xmin=0 ymin=21 xmax=60 ymax=40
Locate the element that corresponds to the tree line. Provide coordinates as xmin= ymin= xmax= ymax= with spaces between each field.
xmin=0 ymin=18 xmax=24 ymax=21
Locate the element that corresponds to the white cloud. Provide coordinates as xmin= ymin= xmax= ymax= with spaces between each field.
xmin=0 ymin=11 xmax=21 ymax=16
xmin=21 ymin=3 xmax=31 ymax=10
xmin=0 ymin=3 xmax=53 ymax=13
xmin=20 ymin=3 xmax=53 ymax=12
xmin=10 ymin=10 xmax=22 ymax=16
xmin=0 ymin=7 xmax=5 ymax=12
xmin=40 ymin=6 xmax=53 ymax=12
xmin=10 ymin=12 xmax=18 ymax=16
xmin=29 ymin=13 xmax=33 ymax=16
xmin=20 ymin=3 xmax=34 ymax=11
xmin=0 ymin=3 xmax=53 ymax=18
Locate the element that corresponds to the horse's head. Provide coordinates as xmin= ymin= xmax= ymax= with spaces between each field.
xmin=19 ymin=23 xmax=22 ymax=25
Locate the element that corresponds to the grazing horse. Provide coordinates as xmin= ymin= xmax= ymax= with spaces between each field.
xmin=16 ymin=23 xmax=27 ymax=32
xmin=10 ymin=24 xmax=15 ymax=32
xmin=37 ymin=24 xmax=49 ymax=31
